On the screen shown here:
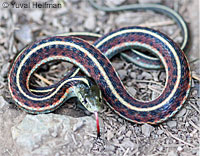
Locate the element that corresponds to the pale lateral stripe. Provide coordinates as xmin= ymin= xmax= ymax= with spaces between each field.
xmin=30 ymin=88 xmax=53 ymax=93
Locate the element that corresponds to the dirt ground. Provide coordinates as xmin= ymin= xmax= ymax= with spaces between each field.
xmin=0 ymin=0 xmax=199 ymax=156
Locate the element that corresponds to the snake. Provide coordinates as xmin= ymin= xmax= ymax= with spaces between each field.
xmin=8 ymin=27 xmax=191 ymax=127
xmin=88 ymin=0 xmax=190 ymax=69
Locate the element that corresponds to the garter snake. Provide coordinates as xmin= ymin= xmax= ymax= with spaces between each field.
xmin=8 ymin=27 xmax=191 ymax=125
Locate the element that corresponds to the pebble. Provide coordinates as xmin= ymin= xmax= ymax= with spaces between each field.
xmin=112 ymin=62 xmax=124 ymax=70
xmin=141 ymin=72 xmax=153 ymax=80
xmin=130 ymin=72 xmax=137 ymax=79
xmin=121 ymin=138 xmax=136 ymax=148
xmin=118 ymin=70 xmax=127 ymax=80
xmin=127 ymin=87 xmax=136 ymax=97
xmin=166 ymin=120 xmax=177 ymax=128
xmin=158 ymin=146 xmax=163 ymax=151
xmin=84 ymin=15 xmax=96 ymax=30
xmin=138 ymin=0 xmax=162 ymax=4
xmin=15 ymin=25 xmax=33 ymax=45
xmin=177 ymin=146 xmax=183 ymax=152
xmin=152 ymin=72 xmax=159 ymax=81
xmin=126 ymin=81 xmax=132 ymax=87
xmin=141 ymin=123 xmax=154 ymax=137
xmin=159 ymin=71 xmax=166 ymax=80
xmin=0 ymin=96 xmax=9 ymax=110
xmin=105 ymin=143 xmax=115 ymax=152
xmin=157 ymin=129 xmax=164 ymax=135
xmin=51 ymin=131 xmax=58 ymax=138
xmin=105 ymin=0 xmax=126 ymax=6
xmin=106 ymin=129 xmax=114 ymax=141
xmin=0 ymin=62 xmax=10 ymax=78
xmin=175 ymin=108 xmax=187 ymax=117
xmin=29 ymin=10 xmax=43 ymax=22
xmin=167 ymin=150 xmax=178 ymax=156
xmin=126 ymin=130 xmax=132 ymax=137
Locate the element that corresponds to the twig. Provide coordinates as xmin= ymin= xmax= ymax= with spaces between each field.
xmin=171 ymin=29 xmax=181 ymax=40
xmin=164 ymin=144 xmax=185 ymax=148
xmin=34 ymin=73 xmax=53 ymax=85
xmin=189 ymin=58 xmax=199 ymax=64
xmin=190 ymin=103 xmax=200 ymax=114
xmin=192 ymin=75 xmax=200 ymax=81
xmin=160 ymin=125 xmax=195 ymax=147
xmin=148 ymin=151 xmax=166 ymax=156
xmin=133 ymin=79 xmax=164 ymax=87
xmin=148 ymin=85 xmax=163 ymax=94
xmin=189 ymin=120 xmax=200 ymax=131
xmin=71 ymin=133 xmax=78 ymax=145
xmin=123 ymin=148 xmax=130 ymax=156
xmin=139 ymin=20 xmax=174 ymax=27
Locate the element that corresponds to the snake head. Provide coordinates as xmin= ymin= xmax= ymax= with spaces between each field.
xmin=75 ymin=78 xmax=103 ymax=113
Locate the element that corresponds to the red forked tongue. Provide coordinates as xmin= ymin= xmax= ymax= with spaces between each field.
xmin=94 ymin=112 xmax=100 ymax=138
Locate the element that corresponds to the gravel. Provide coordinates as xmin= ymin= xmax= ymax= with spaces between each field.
xmin=15 ymin=25 xmax=33 ymax=45
xmin=166 ymin=120 xmax=177 ymax=128
xmin=141 ymin=123 xmax=155 ymax=137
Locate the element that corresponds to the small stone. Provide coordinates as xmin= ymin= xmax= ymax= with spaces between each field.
xmin=106 ymin=130 xmax=114 ymax=141
xmin=175 ymin=108 xmax=187 ymax=117
xmin=118 ymin=70 xmax=127 ymax=80
xmin=167 ymin=121 xmax=177 ymax=128
xmin=168 ymin=150 xmax=178 ymax=156
xmin=158 ymin=146 xmax=163 ymax=151
xmin=159 ymin=71 xmax=166 ymax=80
xmin=112 ymin=62 xmax=124 ymax=70
xmin=105 ymin=0 xmax=126 ymax=6
xmin=121 ymin=138 xmax=136 ymax=148
xmin=130 ymin=72 xmax=136 ymax=79
xmin=127 ymin=87 xmax=136 ymax=97
xmin=141 ymin=72 xmax=153 ymax=80
xmin=0 ymin=62 xmax=10 ymax=78
xmin=15 ymin=25 xmax=33 ymax=45
xmin=138 ymin=0 xmax=162 ymax=4
xmin=0 ymin=96 xmax=9 ymax=110
xmin=157 ymin=129 xmax=164 ymax=135
xmin=177 ymin=146 xmax=183 ymax=152
xmin=113 ymin=138 xmax=119 ymax=144
xmin=141 ymin=123 xmax=154 ymax=137
xmin=127 ymin=82 xmax=132 ymax=87
xmin=84 ymin=15 xmax=96 ymax=30
xmin=126 ymin=130 xmax=132 ymax=137
xmin=55 ymin=153 xmax=60 ymax=156
xmin=105 ymin=143 xmax=115 ymax=152
xmin=51 ymin=131 xmax=58 ymax=138
xmin=152 ymin=72 xmax=159 ymax=81
xmin=29 ymin=10 xmax=43 ymax=22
